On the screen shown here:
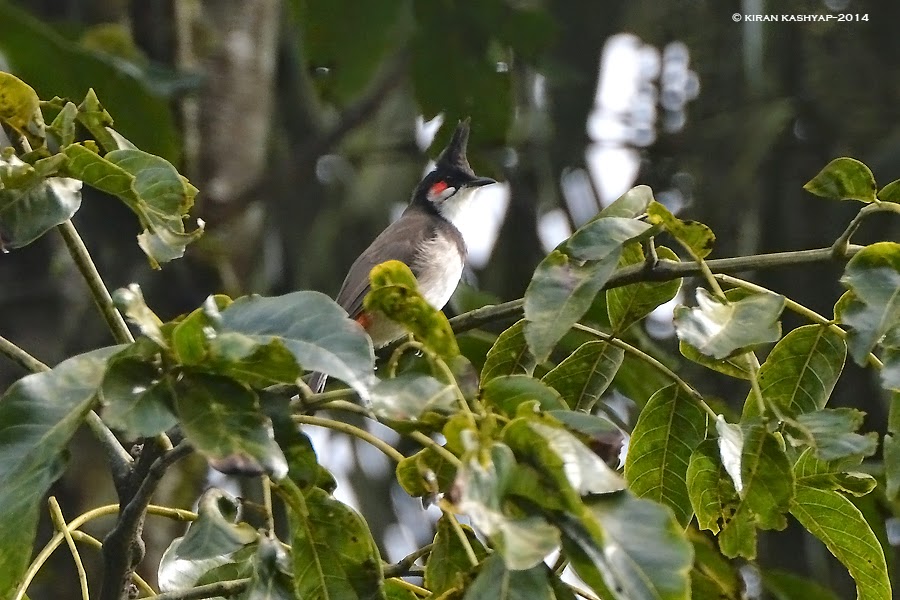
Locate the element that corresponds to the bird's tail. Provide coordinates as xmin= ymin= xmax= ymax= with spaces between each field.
xmin=307 ymin=371 xmax=328 ymax=394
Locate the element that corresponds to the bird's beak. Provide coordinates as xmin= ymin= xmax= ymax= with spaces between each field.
xmin=469 ymin=176 xmax=497 ymax=188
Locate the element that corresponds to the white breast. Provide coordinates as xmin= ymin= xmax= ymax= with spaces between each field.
xmin=414 ymin=234 xmax=465 ymax=310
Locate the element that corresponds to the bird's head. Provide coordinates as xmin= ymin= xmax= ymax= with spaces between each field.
xmin=411 ymin=119 xmax=496 ymax=226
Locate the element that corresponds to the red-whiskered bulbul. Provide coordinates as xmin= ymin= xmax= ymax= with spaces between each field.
xmin=310 ymin=120 xmax=496 ymax=392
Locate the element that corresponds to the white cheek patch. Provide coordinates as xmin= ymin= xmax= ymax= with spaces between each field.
xmin=428 ymin=186 xmax=457 ymax=203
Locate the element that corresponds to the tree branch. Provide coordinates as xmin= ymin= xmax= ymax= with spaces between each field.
xmin=448 ymin=244 xmax=864 ymax=334
xmin=100 ymin=442 xmax=193 ymax=600
xmin=142 ymin=578 xmax=250 ymax=600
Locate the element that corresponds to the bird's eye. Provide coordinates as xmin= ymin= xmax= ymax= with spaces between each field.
xmin=430 ymin=180 xmax=449 ymax=196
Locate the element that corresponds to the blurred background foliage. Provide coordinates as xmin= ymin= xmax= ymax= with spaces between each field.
xmin=1 ymin=0 xmax=899 ymax=597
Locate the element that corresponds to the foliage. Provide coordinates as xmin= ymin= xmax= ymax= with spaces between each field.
xmin=2 ymin=76 xmax=900 ymax=600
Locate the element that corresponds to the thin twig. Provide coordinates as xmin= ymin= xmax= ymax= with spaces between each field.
xmin=439 ymin=501 xmax=479 ymax=567
xmin=57 ymin=220 xmax=134 ymax=345
xmin=0 ymin=334 xmax=49 ymax=372
xmin=141 ymin=578 xmax=250 ymax=600
xmin=48 ymin=497 xmax=89 ymax=600
xmin=382 ymin=543 xmax=434 ymax=578
xmin=831 ymin=202 xmax=900 ymax=258
xmin=294 ymin=414 xmax=405 ymax=463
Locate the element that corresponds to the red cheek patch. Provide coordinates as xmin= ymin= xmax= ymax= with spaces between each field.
xmin=430 ymin=181 xmax=449 ymax=195
xmin=355 ymin=312 xmax=373 ymax=329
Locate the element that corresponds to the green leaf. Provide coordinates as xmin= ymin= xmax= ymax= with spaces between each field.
xmin=0 ymin=71 xmax=45 ymax=147
xmin=524 ymin=249 xmax=621 ymax=362
xmin=679 ymin=340 xmax=751 ymax=380
xmin=878 ymin=179 xmax=900 ymax=203
xmin=481 ymin=320 xmax=536 ymax=384
xmin=464 ymin=554 xmax=556 ymax=600
xmin=425 ymin=515 xmax=488 ymax=596
xmin=647 ymin=201 xmax=715 ymax=259
xmin=219 ymin=291 xmax=376 ymax=397
xmin=370 ymin=373 xmax=458 ymax=421
xmin=803 ymin=157 xmax=877 ymax=203
xmin=364 ymin=260 xmax=460 ymax=359
xmin=111 ymin=283 xmax=166 ymax=347
xmin=790 ymin=485 xmax=891 ymax=600
xmin=0 ymin=154 xmax=81 ymax=249
xmin=560 ymin=492 xmax=693 ymax=600
xmin=786 ymin=408 xmax=877 ymax=461
xmin=263 ymin=393 xmax=323 ymax=490
xmin=674 ymin=288 xmax=784 ymax=359
xmin=0 ymin=347 xmax=116 ymax=598
xmin=687 ymin=440 xmax=738 ymax=535
xmin=291 ymin=487 xmax=386 ymax=599
xmin=396 ymin=446 xmax=457 ymax=498
xmin=742 ymin=325 xmax=846 ymax=418
xmin=384 ymin=579 xmax=418 ymax=600
xmin=288 ymin=0 xmax=408 ymax=105
xmin=158 ymin=536 xmax=254 ymax=593
xmin=481 ymin=374 xmax=567 ymax=415
xmin=99 ymin=338 xmax=177 ymax=437
xmin=885 ymin=393 xmax=900 ymax=500
xmin=566 ymin=217 xmax=652 ymax=261
xmin=839 ymin=242 xmax=900 ymax=365
xmin=176 ymin=489 xmax=258 ymax=559
xmin=62 ymin=144 xmax=202 ymax=268
xmin=690 ymin=531 xmax=741 ymax=600
xmin=48 ymin=100 xmax=77 ymax=147
xmin=624 ymin=384 xmax=709 ymax=526
xmin=0 ymin=4 xmax=179 ymax=160
xmin=547 ymin=410 xmax=626 ymax=467
xmin=607 ymin=244 xmax=681 ymax=333
xmin=541 ymin=341 xmax=624 ymax=411
xmin=504 ymin=417 xmax=625 ymax=500
xmin=243 ymin=536 xmax=295 ymax=600
xmin=173 ymin=373 xmax=287 ymax=479
xmin=598 ymin=185 xmax=654 ymax=219
xmin=455 ymin=443 xmax=560 ymax=570
xmin=719 ymin=423 xmax=794 ymax=559
xmin=206 ymin=334 xmax=302 ymax=388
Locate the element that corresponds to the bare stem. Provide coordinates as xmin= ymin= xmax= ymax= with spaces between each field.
xmin=294 ymin=414 xmax=405 ymax=463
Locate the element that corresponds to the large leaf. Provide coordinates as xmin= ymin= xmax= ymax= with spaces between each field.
xmin=481 ymin=320 xmax=536 ymax=384
xmin=803 ymin=157 xmax=877 ymax=203
xmin=291 ymin=487 xmax=386 ymax=600
xmin=454 ymin=443 xmax=560 ymax=570
xmin=718 ymin=423 xmax=794 ymax=559
xmin=607 ymin=244 xmax=681 ymax=333
xmin=369 ymin=373 xmax=458 ymax=421
xmin=0 ymin=71 xmax=44 ymax=146
xmin=566 ymin=217 xmax=652 ymax=261
xmin=464 ymin=555 xmax=557 ymax=600
xmin=504 ymin=417 xmax=625 ymax=500
xmin=560 ymin=491 xmax=693 ymax=600
xmin=624 ymin=384 xmax=708 ymax=526
xmin=679 ymin=340 xmax=751 ymax=380
xmin=99 ymin=338 xmax=177 ymax=437
xmin=541 ymin=341 xmax=624 ymax=411
xmin=687 ymin=440 xmax=738 ymax=535
xmin=172 ymin=373 xmax=287 ymax=479
xmin=0 ymin=3 xmax=179 ymax=159
xmin=524 ymin=249 xmax=621 ymax=362
xmin=481 ymin=374 xmax=567 ymax=415
xmin=0 ymin=153 xmax=81 ymax=249
xmin=742 ymin=325 xmax=846 ymax=418
xmin=289 ymin=0 xmax=407 ymax=105
xmin=790 ymin=485 xmax=891 ymax=600
xmin=0 ymin=347 xmax=116 ymax=598
xmin=839 ymin=242 xmax=900 ymax=364
xmin=364 ymin=260 xmax=459 ymax=360
xmin=598 ymin=185 xmax=654 ymax=219
xmin=218 ymin=291 xmax=376 ymax=398
xmin=674 ymin=288 xmax=784 ymax=359
xmin=785 ymin=408 xmax=877 ymax=461
xmin=63 ymin=144 xmax=202 ymax=267
xmin=424 ymin=515 xmax=488 ymax=596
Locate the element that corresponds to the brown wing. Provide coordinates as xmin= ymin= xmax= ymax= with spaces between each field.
xmin=334 ymin=209 xmax=437 ymax=319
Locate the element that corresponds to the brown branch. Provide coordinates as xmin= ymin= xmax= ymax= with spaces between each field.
xmin=448 ymin=244 xmax=863 ymax=334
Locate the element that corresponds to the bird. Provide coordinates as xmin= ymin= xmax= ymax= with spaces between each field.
xmin=309 ymin=120 xmax=497 ymax=393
